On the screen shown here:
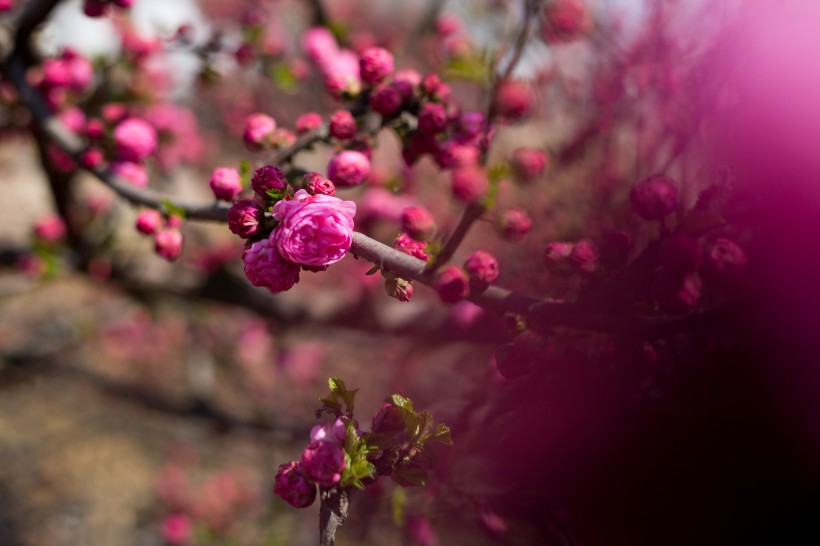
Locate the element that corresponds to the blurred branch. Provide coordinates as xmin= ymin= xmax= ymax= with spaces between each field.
xmin=320 ymin=486 xmax=350 ymax=546
xmin=307 ymin=0 xmax=329 ymax=27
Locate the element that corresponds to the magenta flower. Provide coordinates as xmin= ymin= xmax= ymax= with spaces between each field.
xmin=418 ymin=102 xmax=448 ymax=135
xmin=274 ymin=461 xmax=317 ymax=509
xmin=329 ymin=110 xmax=357 ymax=139
xmin=301 ymin=440 xmax=346 ymax=487
xmin=112 ymin=161 xmax=148 ymax=188
xmin=303 ymin=172 xmax=336 ymax=196
xmin=228 ymin=199 xmax=263 ymax=239
xmin=394 ymin=233 xmax=429 ymax=261
xmin=113 ymin=118 xmax=157 ymax=162
xmin=296 ymin=112 xmax=323 ymax=134
xmin=359 ymin=47 xmax=394 ymax=85
xmin=452 ymin=166 xmax=489 ymax=204
xmin=271 ymin=189 xmax=356 ymax=266
xmin=310 ymin=417 xmax=348 ymax=444
xmin=251 ymin=165 xmax=287 ymax=199
xmin=630 ymin=174 xmax=679 ymax=220
xmin=512 ymin=147 xmax=549 ymax=181
xmin=327 ymin=150 xmax=371 ymax=187
xmin=242 ymin=113 xmax=276 ymax=150
xmin=209 ymin=167 xmax=243 ymax=201
xmin=160 ymin=514 xmax=192 ymax=545
xmin=433 ymin=266 xmax=470 ymax=304
xmin=497 ymin=208 xmax=533 ymax=242
xmin=135 ymin=209 xmax=161 ymax=235
xmin=154 ymin=228 xmax=183 ymax=261
xmin=464 ymin=251 xmax=500 ymax=289
xmin=401 ymin=206 xmax=436 ymax=241
xmin=243 ymin=238 xmax=301 ymax=293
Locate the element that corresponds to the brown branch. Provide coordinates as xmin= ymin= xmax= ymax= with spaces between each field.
xmin=319 ymin=486 xmax=350 ymax=546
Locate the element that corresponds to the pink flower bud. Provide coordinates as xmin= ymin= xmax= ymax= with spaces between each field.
xmin=512 ymin=147 xmax=548 ymax=181
xmin=401 ymin=206 xmax=436 ymax=241
xmin=296 ymin=112 xmax=323 ymax=134
xmin=273 ymin=461 xmax=317 ymax=508
xmin=113 ymin=118 xmax=157 ymax=162
xmin=112 ymin=161 xmax=148 ymax=188
xmin=494 ymin=80 xmax=533 ymax=121
xmin=385 ymin=275 xmax=414 ymax=302
xmin=154 ymin=228 xmax=183 ymax=261
xmin=58 ymin=106 xmax=86 ymax=133
xmin=369 ymin=84 xmax=403 ymax=116
xmin=327 ymin=150 xmax=371 ymax=187
xmin=80 ymin=148 xmax=103 ymax=169
xmin=251 ymin=165 xmax=287 ymax=199
xmin=41 ymin=59 xmax=72 ymax=88
xmin=660 ymin=235 xmax=701 ymax=273
xmin=418 ymin=102 xmax=448 ymax=135
xmin=541 ymin=0 xmax=591 ymax=43
xmin=303 ymin=172 xmax=336 ymax=196
xmin=434 ymin=140 xmax=479 ymax=169
xmin=497 ymin=208 xmax=532 ymax=242
xmin=65 ymin=51 xmax=94 ymax=91
xmin=301 ymin=440 xmax=346 ymax=487
xmin=656 ymin=272 xmax=701 ymax=313
xmin=34 ymin=215 xmax=66 ymax=242
xmin=102 ymin=102 xmax=126 ymax=123
xmin=436 ymin=13 xmax=463 ymax=37
xmin=243 ymin=238 xmax=301 ymax=293
xmin=0 ymin=0 xmax=13 ymax=13
xmin=702 ymin=238 xmax=748 ymax=281
xmin=329 ymin=110 xmax=357 ymax=139
xmin=393 ymin=69 xmax=422 ymax=101
xmin=433 ymin=266 xmax=470 ymax=304
xmin=371 ymin=403 xmax=406 ymax=434
xmin=451 ymin=166 xmax=489 ymax=204
xmin=630 ymin=174 xmax=678 ymax=220
xmin=209 ymin=167 xmax=243 ymax=201
xmin=310 ymin=418 xmax=348 ymax=444
xmin=160 ymin=514 xmax=192 ymax=545
xmin=135 ymin=209 xmax=162 ymax=235
xmin=568 ymin=239 xmax=599 ymax=275
xmin=112 ymin=0 xmax=134 ymax=7
xmin=303 ymin=27 xmax=338 ymax=64
xmin=85 ymin=119 xmax=105 ymax=140
xmin=242 ymin=113 xmax=276 ymax=150
xmin=359 ymin=47 xmax=394 ymax=85
xmin=464 ymin=250 xmax=499 ymax=290
xmin=394 ymin=233 xmax=429 ymax=261
xmin=228 ymin=199 xmax=263 ymax=239
xmin=543 ymin=241 xmax=575 ymax=276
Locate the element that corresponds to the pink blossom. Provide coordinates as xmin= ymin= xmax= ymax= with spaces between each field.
xmin=385 ymin=276 xmax=414 ymax=302
xmin=359 ymin=47 xmax=394 ymax=85
xmin=271 ymin=189 xmax=356 ymax=266
xmin=703 ymin=238 xmax=748 ymax=280
xmin=154 ymin=228 xmax=183 ymax=261
xmin=497 ymin=208 xmax=532 ymax=242
xmin=394 ymin=233 xmax=429 ymax=261
xmin=296 ymin=112 xmax=323 ymax=134
xmin=327 ymin=150 xmax=371 ymax=187
xmin=243 ymin=238 xmax=301 ymax=293
xmin=630 ymin=174 xmax=678 ymax=220
xmin=464 ymin=251 xmax=499 ymax=289
xmin=160 ymin=514 xmax=192 ymax=545
xmin=136 ymin=209 xmax=162 ymax=235
xmin=369 ymin=84 xmax=403 ymax=116
xmin=242 ymin=113 xmax=276 ymax=150
xmin=541 ymin=0 xmax=591 ymax=43
xmin=451 ymin=166 xmax=489 ymax=204
xmin=493 ymin=80 xmax=533 ymax=121
xmin=113 ymin=118 xmax=157 ymax=162
xmin=569 ymin=239 xmax=599 ymax=275
xmin=303 ymin=172 xmax=335 ymax=196
xmin=0 ymin=0 xmax=13 ymax=13
xmin=41 ymin=59 xmax=72 ymax=88
xmin=329 ymin=110 xmax=357 ymax=139
xmin=301 ymin=440 xmax=346 ymax=486
xmin=433 ymin=266 xmax=470 ymax=304
xmin=418 ymin=102 xmax=448 ymax=135
xmin=393 ymin=69 xmax=422 ymax=100
xmin=58 ymin=107 xmax=86 ymax=133
xmin=401 ymin=206 xmax=436 ymax=241
xmin=34 ymin=215 xmax=66 ymax=242
xmin=112 ymin=161 xmax=148 ymax=188
xmin=274 ymin=461 xmax=317 ymax=509
xmin=302 ymin=27 xmax=339 ymax=65
xmin=80 ymin=148 xmax=103 ymax=169
xmin=227 ymin=199 xmax=263 ymax=239
xmin=544 ymin=241 xmax=575 ymax=276
xmin=209 ymin=167 xmax=242 ymax=201
xmin=512 ymin=147 xmax=548 ymax=181
xmin=310 ymin=418 xmax=347 ymax=444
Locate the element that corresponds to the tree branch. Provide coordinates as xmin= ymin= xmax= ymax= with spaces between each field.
xmin=319 ymin=486 xmax=350 ymax=546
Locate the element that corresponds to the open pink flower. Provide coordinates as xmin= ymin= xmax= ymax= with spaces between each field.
xmin=271 ymin=189 xmax=356 ymax=267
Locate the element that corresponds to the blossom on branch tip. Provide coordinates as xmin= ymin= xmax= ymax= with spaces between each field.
xmin=209 ymin=167 xmax=242 ymax=202
xmin=271 ymin=189 xmax=356 ymax=267
xmin=394 ymin=233 xmax=429 ymax=261
xmin=113 ymin=118 xmax=157 ymax=162
xmin=433 ymin=266 xmax=470 ymax=304
xmin=228 ymin=199 xmax=263 ymax=239
xmin=327 ymin=150 xmax=371 ymax=187
xmin=301 ymin=440 xmax=346 ymax=487
xmin=154 ymin=228 xmax=183 ymax=261
xmin=630 ymin=174 xmax=678 ymax=220
xmin=497 ymin=208 xmax=532 ymax=242
xmin=359 ymin=47 xmax=394 ymax=85
xmin=251 ymin=165 xmax=287 ymax=199
xmin=401 ymin=206 xmax=436 ymax=241
xmin=136 ymin=209 xmax=162 ymax=235
xmin=243 ymin=239 xmax=301 ymax=293
xmin=242 ymin=113 xmax=276 ymax=150
xmin=464 ymin=251 xmax=500 ymax=291
xmin=329 ymin=110 xmax=357 ymax=139
xmin=273 ymin=461 xmax=317 ymax=508
xmin=303 ymin=172 xmax=336 ymax=196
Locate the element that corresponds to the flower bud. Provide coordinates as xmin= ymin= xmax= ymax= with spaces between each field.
xmin=702 ymin=237 xmax=748 ymax=281
xmin=497 ymin=208 xmax=532 ymax=242
xmin=273 ymin=461 xmax=317 ymax=508
xmin=630 ymin=174 xmax=678 ymax=220
xmin=511 ymin=147 xmax=548 ymax=181
xmin=251 ymin=165 xmax=287 ymax=199
xmin=359 ymin=47 xmax=394 ymax=85
xmin=113 ymin=118 xmax=157 ymax=162
xmin=228 ymin=199 xmax=263 ymax=239
xmin=568 ymin=239 xmax=599 ymax=275
xmin=329 ymin=110 xmax=357 ymax=139
xmin=370 ymin=84 xmax=403 ymax=116
xmin=243 ymin=239 xmax=300 ymax=293
xmin=451 ymin=166 xmax=489 ymax=204
xmin=464 ymin=250 xmax=499 ymax=291
xmin=135 ymin=209 xmax=161 ymax=235
xmin=543 ymin=241 xmax=575 ymax=276
xmin=433 ymin=266 xmax=470 ymax=304
xmin=160 ymin=514 xmax=192 ymax=545
xmin=327 ymin=150 xmax=371 ymax=186
xmin=418 ymin=102 xmax=448 ymax=135
xmin=371 ymin=403 xmax=406 ymax=435
xmin=34 ymin=215 xmax=66 ymax=242
xmin=394 ymin=233 xmax=429 ymax=261
xmin=493 ymin=80 xmax=533 ymax=121
xmin=82 ymin=0 xmax=108 ymax=18
xmin=310 ymin=418 xmax=348 ymax=444
xmin=209 ymin=167 xmax=243 ymax=201
xmin=656 ymin=272 xmax=701 ymax=313
xmin=303 ymin=172 xmax=336 ymax=196
xmin=401 ymin=206 xmax=436 ymax=241
xmin=301 ymin=440 xmax=346 ymax=487
xmin=242 ymin=113 xmax=276 ymax=150
xmin=385 ymin=275 xmax=414 ymax=302
xmin=393 ymin=69 xmax=422 ymax=101
xmin=112 ymin=161 xmax=148 ymax=188
xmin=296 ymin=112 xmax=323 ymax=134
xmin=154 ymin=228 xmax=183 ymax=261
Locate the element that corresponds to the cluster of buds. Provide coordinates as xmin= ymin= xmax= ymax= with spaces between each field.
xmin=273 ymin=378 xmax=451 ymax=508
xmin=221 ymin=161 xmax=356 ymax=294
xmin=135 ymin=210 xmax=183 ymax=262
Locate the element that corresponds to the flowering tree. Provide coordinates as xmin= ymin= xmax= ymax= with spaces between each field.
xmin=1 ymin=0 xmax=819 ymax=545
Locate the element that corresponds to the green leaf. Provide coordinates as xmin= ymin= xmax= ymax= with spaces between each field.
xmin=442 ymin=53 xmax=491 ymax=83
xmin=431 ymin=423 xmax=453 ymax=446
xmin=390 ymin=487 xmax=407 ymax=526
xmin=160 ymin=198 xmax=187 ymax=220
xmin=265 ymin=189 xmax=286 ymax=203
xmin=270 ymin=63 xmax=299 ymax=94
xmin=365 ymin=264 xmax=381 ymax=276
xmin=239 ymin=160 xmax=251 ymax=188
xmin=389 ymin=394 xmax=414 ymax=413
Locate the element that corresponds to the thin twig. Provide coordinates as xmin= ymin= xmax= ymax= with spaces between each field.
xmin=319 ymin=486 xmax=350 ymax=546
